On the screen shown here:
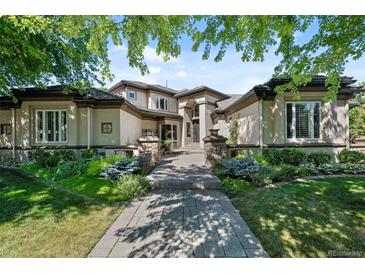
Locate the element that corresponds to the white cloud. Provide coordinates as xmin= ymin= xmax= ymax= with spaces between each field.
xmin=199 ymin=65 xmax=207 ymax=71
xmin=143 ymin=46 xmax=179 ymax=64
xmin=109 ymin=44 xmax=127 ymax=54
xmin=176 ymin=70 xmax=188 ymax=77
xmin=148 ymin=66 xmax=161 ymax=74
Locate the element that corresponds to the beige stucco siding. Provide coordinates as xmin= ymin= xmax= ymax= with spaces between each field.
xmin=225 ymin=101 xmax=260 ymax=145
xmin=148 ymin=91 xmax=178 ymax=113
xmin=0 ymin=110 xmax=12 ymax=147
xmin=262 ymin=92 xmax=348 ymax=145
xmin=120 ymin=109 xmax=142 ymax=145
xmin=93 ymin=109 xmax=120 ymax=145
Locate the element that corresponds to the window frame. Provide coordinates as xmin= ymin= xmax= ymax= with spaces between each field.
xmin=101 ymin=122 xmax=113 ymax=134
xmin=35 ymin=110 xmax=68 ymax=144
xmin=0 ymin=124 xmax=11 ymax=135
xmin=156 ymin=96 xmax=168 ymax=111
xmin=127 ymin=90 xmax=137 ymax=100
xmin=285 ymin=101 xmax=322 ymax=141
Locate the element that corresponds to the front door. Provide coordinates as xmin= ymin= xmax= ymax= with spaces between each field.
xmin=192 ymin=120 xmax=200 ymax=143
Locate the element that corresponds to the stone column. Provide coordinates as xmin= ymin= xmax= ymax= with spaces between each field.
xmin=138 ymin=135 xmax=161 ymax=163
xmin=199 ymin=103 xmax=207 ymax=148
xmin=203 ymin=129 xmax=227 ymax=164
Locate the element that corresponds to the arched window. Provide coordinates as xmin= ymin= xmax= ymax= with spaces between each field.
xmin=192 ymin=104 xmax=199 ymax=118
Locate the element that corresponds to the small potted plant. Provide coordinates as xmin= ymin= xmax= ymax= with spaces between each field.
xmin=160 ymin=139 xmax=173 ymax=154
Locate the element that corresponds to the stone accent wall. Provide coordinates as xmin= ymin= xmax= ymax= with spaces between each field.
xmin=203 ymin=129 xmax=227 ymax=164
xmin=137 ymin=136 xmax=161 ymax=163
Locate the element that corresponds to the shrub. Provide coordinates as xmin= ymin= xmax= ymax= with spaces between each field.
xmin=0 ymin=158 xmax=22 ymax=167
xmin=81 ymin=148 xmax=97 ymax=159
xmin=53 ymin=149 xmax=75 ymax=163
xmin=339 ymin=163 xmax=365 ymax=174
xmin=223 ymin=157 xmax=261 ymax=178
xmin=249 ymin=166 xmax=277 ymax=186
xmin=307 ymin=151 xmax=332 ymax=166
xmin=28 ymin=148 xmax=51 ymax=162
xmin=220 ymin=177 xmax=255 ymax=197
xmin=301 ymin=163 xmax=320 ymax=176
xmin=262 ymin=149 xmax=283 ymax=165
xmin=117 ymin=174 xmax=150 ymax=201
xmin=161 ymin=139 xmax=173 ymax=150
xmin=53 ymin=160 xmax=88 ymax=181
xmin=275 ymin=164 xmax=306 ymax=181
xmin=252 ymin=153 xmax=267 ymax=164
xmin=86 ymin=155 xmax=122 ymax=177
xmin=316 ymin=163 xmax=342 ymax=175
xmin=100 ymin=158 xmax=140 ymax=180
xmin=281 ymin=148 xmax=307 ymax=166
xmin=338 ymin=150 xmax=365 ymax=164
xmin=43 ymin=154 xmax=61 ymax=167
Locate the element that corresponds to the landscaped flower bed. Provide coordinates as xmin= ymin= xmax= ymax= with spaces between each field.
xmin=216 ymin=148 xmax=365 ymax=188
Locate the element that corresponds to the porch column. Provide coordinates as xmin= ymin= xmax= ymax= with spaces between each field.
xmin=11 ymin=108 xmax=16 ymax=159
xmin=199 ymin=103 xmax=207 ymax=148
xmin=179 ymin=107 xmax=186 ymax=147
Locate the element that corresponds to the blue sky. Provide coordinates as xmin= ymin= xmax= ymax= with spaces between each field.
xmin=106 ymin=20 xmax=365 ymax=95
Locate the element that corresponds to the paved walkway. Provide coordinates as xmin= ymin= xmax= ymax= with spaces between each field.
xmin=146 ymin=152 xmax=220 ymax=189
xmin=89 ymin=189 xmax=268 ymax=258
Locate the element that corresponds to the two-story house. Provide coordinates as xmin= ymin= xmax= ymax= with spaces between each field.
xmin=0 ymin=76 xmax=361 ymax=160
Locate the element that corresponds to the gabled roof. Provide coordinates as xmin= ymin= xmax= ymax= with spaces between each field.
xmin=109 ymin=80 xmax=178 ymax=96
xmin=174 ymin=85 xmax=230 ymax=99
xmin=213 ymin=75 xmax=361 ymax=116
xmin=215 ymin=95 xmax=242 ymax=111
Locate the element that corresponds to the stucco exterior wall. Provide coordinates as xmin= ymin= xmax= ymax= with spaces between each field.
xmin=148 ymin=91 xmax=178 ymax=113
xmin=93 ymin=108 xmax=121 ymax=146
xmin=120 ymin=109 xmax=142 ymax=145
xmin=226 ymin=101 xmax=260 ymax=145
xmin=0 ymin=110 xmax=12 ymax=147
xmin=112 ymin=86 xmax=148 ymax=108
xmin=262 ymin=92 xmax=348 ymax=145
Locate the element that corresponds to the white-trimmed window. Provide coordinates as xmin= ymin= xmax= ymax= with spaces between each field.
xmin=156 ymin=96 xmax=168 ymax=110
xmin=127 ymin=90 xmax=137 ymax=100
xmin=36 ymin=110 xmax=67 ymax=143
xmin=286 ymin=102 xmax=321 ymax=140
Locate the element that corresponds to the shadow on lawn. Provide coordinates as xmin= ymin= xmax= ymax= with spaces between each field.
xmin=0 ymin=167 xmax=101 ymax=225
xmin=234 ymin=178 xmax=365 ymax=258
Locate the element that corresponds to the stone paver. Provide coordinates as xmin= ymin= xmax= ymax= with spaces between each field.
xmin=146 ymin=152 xmax=220 ymax=189
xmin=88 ymin=189 xmax=269 ymax=258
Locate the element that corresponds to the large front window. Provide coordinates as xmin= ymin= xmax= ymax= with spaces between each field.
xmin=286 ymin=102 xmax=320 ymax=139
xmin=160 ymin=124 xmax=177 ymax=147
xmin=36 ymin=110 xmax=67 ymax=143
xmin=156 ymin=96 xmax=168 ymax=110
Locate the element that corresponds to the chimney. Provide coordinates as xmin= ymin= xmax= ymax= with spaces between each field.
xmin=165 ymin=80 xmax=168 ymax=88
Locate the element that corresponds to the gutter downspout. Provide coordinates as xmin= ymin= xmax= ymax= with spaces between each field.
xmin=11 ymin=108 xmax=16 ymax=159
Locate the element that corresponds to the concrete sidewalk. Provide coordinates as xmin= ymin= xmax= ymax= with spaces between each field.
xmin=146 ymin=152 xmax=220 ymax=189
xmin=88 ymin=189 xmax=268 ymax=258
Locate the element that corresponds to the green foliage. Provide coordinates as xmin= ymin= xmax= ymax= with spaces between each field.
xmin=262 ymin=149 xmax=283 ymax=165
xmin=249 ymin=166 xmax=277 ymax=186
xmin=227 ymin=119 xmax=239 ymax=145
xmin=251 ymin=153 xmax=267 ymax=164
xmin=275 ymin=164 xmax=306 ymax=181
xmin=86 ymin=155 xmax=122 ymax=177
xmin=53 ymin=160 xmax=88 ymax=181
xmin=28 ymin=148 xmax=74 ymax=168
xmin=81 ymin=148 xmax=98 ymax=159
xmin=223 ymin=157 xmax=261 ymax=178
xmin=316 ymin=163 xmax=365 ymax=175
xmin=219 ymin=177 xmax=256 ymax=198
xmin=338 ymin=149 xmax=365 ymax=164
xmin=117 ymin=174 xmax=150 ymax=202
xmin=3 ymin=16 xmax=364 ymax=99
xmin=160 ymin=139 xmax=173 ymax=150
xmin=349 ymin=100 xmax=365 ymax=141
xmin=281 ymin=148 xmax=306 ymax=166
xmin=307 ymin=151 xmax=332 ymax=166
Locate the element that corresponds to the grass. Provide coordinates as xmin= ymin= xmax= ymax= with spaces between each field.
xmin=21 ymin=160 xmax=149 ymax=202
xmin=212 ymin=163 xmax=256 ymax=198
xmin=0 ymin=167 xmax=122 ymax=257
xmin=233 ymin=177 xmax=365 ymax=257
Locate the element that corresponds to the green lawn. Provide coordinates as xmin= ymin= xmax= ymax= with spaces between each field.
xmin=0 ymin=167 xmax=122 ymax=257
xmin=21 ymin=162 xmax=143 ymax=202
xmin=233 ymin=177 xmax=365 ymax=257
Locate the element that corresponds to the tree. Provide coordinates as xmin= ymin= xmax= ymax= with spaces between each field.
xmin=349 ymin=82 xmax=365 ymax=141
xmin=228 ymin=119 xmax=239 ymax=144
xmin=1 ymin=15 xmax=364 ymax=100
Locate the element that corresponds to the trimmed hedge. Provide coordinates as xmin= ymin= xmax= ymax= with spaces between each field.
xmin=262 ymin=148 xmax=306 ymax=166
xmin=307 ymin=151 xmax=332 ymax=166
xmin=338 ymin=150 xmax=365 ymax=164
